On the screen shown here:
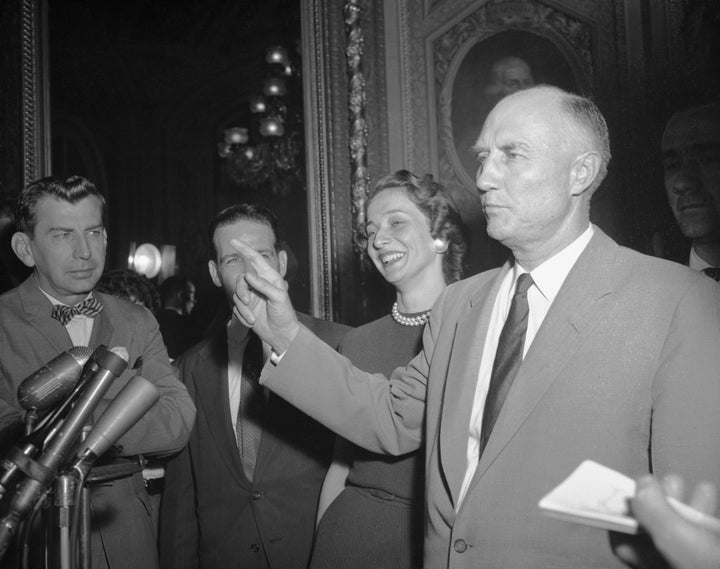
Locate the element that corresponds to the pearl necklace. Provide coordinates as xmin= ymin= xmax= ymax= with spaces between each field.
xmin=391 ymin=302 xmax=431 ymax=327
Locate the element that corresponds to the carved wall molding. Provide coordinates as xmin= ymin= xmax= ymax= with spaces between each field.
xmin=345 ymin=0 xmax=371 ymax=252
xmin=302 ymin=0 xmax=334 ymax=319
xmin=303 ymin=0 xmax=374 ymax=323
xmin=21 ymin=0 xmax=50 ymax=185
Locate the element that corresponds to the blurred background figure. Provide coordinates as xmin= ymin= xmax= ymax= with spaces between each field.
xmin=156 ymin=275 xmax=200 ymax=360
xmin=311 ymin=170 xmax=468 ymax=569
xmin=658 ymin=102 xmax=720 ymax=277
xmin=0 ymin=199 xmax=31 ymax=294
xmin=97 ymin=268 xmax=161 ymax=313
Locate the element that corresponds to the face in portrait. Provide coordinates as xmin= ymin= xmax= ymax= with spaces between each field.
xmin=662 ymin=103 xmax=720 ymax=249
xmin=484 ymin=56 xmax=536 ymax=101
xmin=452 ymin=31 xmax=578 ymax=187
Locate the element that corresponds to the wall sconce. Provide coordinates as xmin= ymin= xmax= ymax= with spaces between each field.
xmin=128 ymin=242 xmax=162 ymax=279
xmin=128 ymin=242 xmax=177 ymax=281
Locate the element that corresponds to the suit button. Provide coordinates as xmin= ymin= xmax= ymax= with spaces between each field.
xmin=453 ymin=539 xmax=468 ymax=553
xmin=251 ymin=491 xmax=263 ymax=500
xmin=250 ymin=544 xmax=260 ymax=553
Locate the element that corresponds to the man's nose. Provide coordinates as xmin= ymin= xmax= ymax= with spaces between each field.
xmin=476 ymin=156 xmax=499 ymax=193
xmin=672 ymin=164 xmax=701 ymax=194
xmin=73 ymin=235 xmax=92 ymax=259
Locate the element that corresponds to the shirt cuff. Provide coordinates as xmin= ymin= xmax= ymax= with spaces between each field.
xmin=269 ymin=349 xmax=286 ymax=365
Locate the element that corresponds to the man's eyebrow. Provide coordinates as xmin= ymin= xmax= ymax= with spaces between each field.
xmin=219 ymin=252 xmax=241 ymax=262
xmin=663 ymin=142 xmax=720 ymax=159
xmin=499 ymin=141 xmax=530 ymax=152
xmin=48 ymin=223 xmax=103 ymax=232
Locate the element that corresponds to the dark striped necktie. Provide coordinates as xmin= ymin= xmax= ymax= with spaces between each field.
xmin=235 ymin=332 xmax=265 ymax=481
xmin=702 ymin=267 xmax=720 ymax=281
xmin=51 ymin=297 xmax=104 ymax=326
xmin=479 ymin=272 xmax=534 ymax=458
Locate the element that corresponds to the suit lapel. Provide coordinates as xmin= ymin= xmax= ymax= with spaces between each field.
xmin=473 ymin=229 xmax=617 ymax=483
xmin=439 ymin=267 xmax=509 ymax=507
xmin=251 ymin=393 xmax=279 ymax=482
xmin=194 ymin=331 xmax=247 ymax=481
xmin=17 ymin=277 xmax=73 ymax=353
xmin=88 ymin=296 xmax=114 ymax=349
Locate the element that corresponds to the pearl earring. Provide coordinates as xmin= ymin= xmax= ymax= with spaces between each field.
xmin=433 ymin=239 xmax=448 ymax=253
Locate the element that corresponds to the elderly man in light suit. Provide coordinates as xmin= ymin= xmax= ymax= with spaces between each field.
xmin=229 ymin=86 xmax=720 ymax=568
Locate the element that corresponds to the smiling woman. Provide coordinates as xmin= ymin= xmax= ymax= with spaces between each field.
xmin=309 ymin=170 xmax=468 ymax=569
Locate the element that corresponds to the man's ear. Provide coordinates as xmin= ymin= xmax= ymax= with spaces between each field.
xmin=278 ymin=250 xmax=288 ymax=278
xmin=11 ymin=232 xmax=36 ymax=268
xmin=569 ymin=151 xmax=602 ymax=196
xmin=208 ymin=259 xmax=221 ymax=288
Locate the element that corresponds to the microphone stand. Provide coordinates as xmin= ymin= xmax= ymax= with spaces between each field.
xmin=0 ymin=346 xmax=127 ymax=565
xmin=53 ymin=472 xmax=74 ymax=569
xmin=78 ymin=426 xmax=92 ymax=569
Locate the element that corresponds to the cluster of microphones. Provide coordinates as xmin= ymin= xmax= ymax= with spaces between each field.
xmin=0 ymin=345 xmax=161 ymax=561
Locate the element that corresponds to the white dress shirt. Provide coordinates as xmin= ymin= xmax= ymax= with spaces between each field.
xmin=689 ymin=246 xmax=717 ymax=272
xmin=457 ymin=225 xmax=594 ymax=506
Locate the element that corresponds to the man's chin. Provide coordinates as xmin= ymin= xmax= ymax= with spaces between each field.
xmin=677 ymin=219 xmax=720 ymax=241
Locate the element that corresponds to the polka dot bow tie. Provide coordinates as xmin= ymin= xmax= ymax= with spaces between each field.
xmin=51 ymin=297 xmax=104 ymax=326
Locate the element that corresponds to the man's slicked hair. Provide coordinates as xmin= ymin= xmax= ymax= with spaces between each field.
xmin=208 ymin=203 xmax=282 ymax=260
xmin=557 ymin=87 xmax=612 ymax=192
xmin=15 ymin=175 xmax=108 ymax=235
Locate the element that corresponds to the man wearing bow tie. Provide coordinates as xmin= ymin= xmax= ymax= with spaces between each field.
xmin=0 ymin=175 xmax=196 ymax=569
xmin=661 ymin=102 xmax=720 ymax=280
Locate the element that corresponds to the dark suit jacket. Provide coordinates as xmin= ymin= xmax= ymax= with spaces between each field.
xmin=261 ymin=228 xmax=720 ymax=568
xmin=0 ymin=276 xmax=196 ymax=569
xmin=160 ymin=313 xmax=349 ymax=569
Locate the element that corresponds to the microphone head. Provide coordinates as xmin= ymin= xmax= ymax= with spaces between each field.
xmin=74 ymin=375 xmax=160 ymax=464
xmin=110 ymin=346 xmax=129 ymax=362
xmin=17 ymin=347 xmax=95 ymax=411
xmin=83 ymin=345 xmax=129 ymax=379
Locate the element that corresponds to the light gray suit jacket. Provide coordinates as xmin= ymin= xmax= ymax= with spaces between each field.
xmin=261 ymin=228 xmax=720 ymax=569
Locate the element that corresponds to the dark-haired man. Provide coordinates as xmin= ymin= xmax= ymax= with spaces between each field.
xmin=0 ymin=175 xmax=196 ymax=569
xmin=160 ymin=203 xmax=349 ymax=569
xmin=230 ymin=86 xmax=720 ymax=568
xmin=661 ymin=102 xmax=720 ymax=276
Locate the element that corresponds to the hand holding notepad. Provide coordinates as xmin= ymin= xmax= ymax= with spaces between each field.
xmin=538 ymin=460 xmax=720 ymax=535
